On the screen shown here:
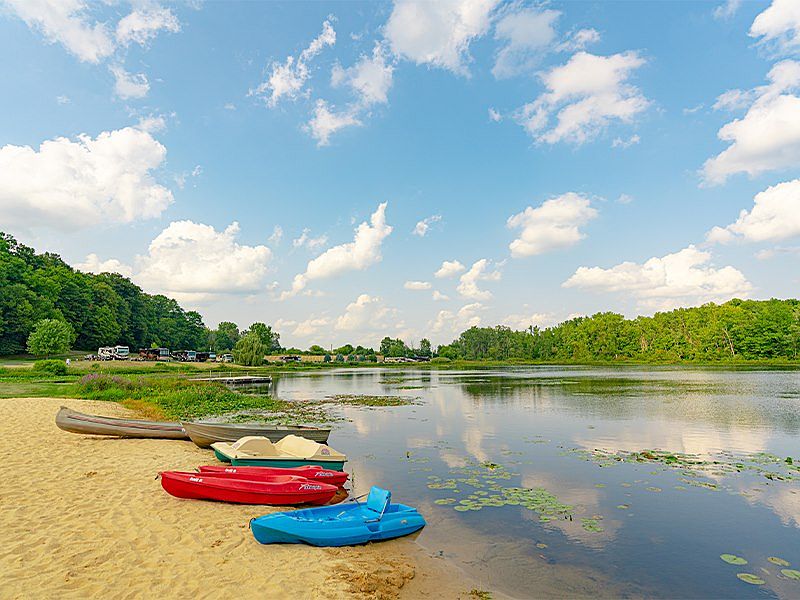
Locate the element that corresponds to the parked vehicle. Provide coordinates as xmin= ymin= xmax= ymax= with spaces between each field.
xmin=97 ymin=346 xmax=130 ymax=360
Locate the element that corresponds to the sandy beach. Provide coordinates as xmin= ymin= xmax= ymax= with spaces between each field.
xmin=0 ymin=398 xmax=477 ymax=600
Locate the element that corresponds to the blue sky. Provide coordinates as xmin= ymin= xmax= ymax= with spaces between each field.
xmin=1 ymin=0 xmax=799 ymax=348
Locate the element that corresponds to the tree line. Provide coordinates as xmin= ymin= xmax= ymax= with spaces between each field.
xmin=436 ymin=300 xmax=800 ymax=362
xmin=0 ymin=234 xmax=208 ymax=355
xmin=4 ymin=232 xmax=798 ymax=362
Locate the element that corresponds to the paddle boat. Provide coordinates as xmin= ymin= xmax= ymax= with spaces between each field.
xmin=212 ymin=435 xmax=347 ymax=471
xmin=198 ymin=465 xmax=349 ymax=487
xmin=159 ymin=471 xmax=338 ymax=505
xmin=250 ymin=486 xmax=426 ymax=547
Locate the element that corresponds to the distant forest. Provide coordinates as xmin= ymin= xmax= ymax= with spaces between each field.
xmin=0 ymin=233 xmax=206 ymax=354
xmin=437 ymin=300 xmax=800 ymax=362
xmin=2 ymin=232 xmax=798 ymax=361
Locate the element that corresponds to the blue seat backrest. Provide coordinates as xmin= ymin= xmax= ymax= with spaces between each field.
xmin=366 ymin=486 xmax=391 ymax=515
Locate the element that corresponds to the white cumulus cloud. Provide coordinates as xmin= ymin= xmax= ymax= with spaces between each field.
xmin=4 ymin=0 xmax=115 ymax=63
xmin=706 ymin=179 xmax=800 ymax=244
xmin=457 ymin=258 xmax=501 ymax=300
xmin=335 ymin=294 xmax=396 ymax=331
xmin=517 ymin=51 xmax=649 ymax=145
xmin=404 ymin=280 xmax=432 ymax=290
xmin=250 ymin=19 xmax=336 ymax=107
xmin=434 ymin=259 xmax=466 ymax=278
xmin=134 ymin=221 xmax=273 ymax=300
xmin=431 ymin=302 xmax=484 ymax=335
xmin=502 ymin=312 xmax=553 ymax=330
xmin=702 ymin=60 xmax=800 ymax=185
xmin=507 ymin=192 xmax=598 ymax=258
xmin=284 ymin=202 xmax=393 ymax=298
xmin=749 ymin=0 xmax=800 ymax=55
xmin=0 ymin=127 xmax=172 ymax=231
xmin=76 ymin=253 xmax=133 ymax=278
xmin=563 ymin=245 xmax=753 ymax=311
xmin=384 ymin=0 xmax=499 ymax=75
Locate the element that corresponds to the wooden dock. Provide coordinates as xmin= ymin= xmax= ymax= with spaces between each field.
xmin=191 ymin=375 xmax=272 ymax=386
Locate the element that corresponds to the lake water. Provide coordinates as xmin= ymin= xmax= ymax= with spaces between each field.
xmin=269 ymin=367 xmax=800 ymax=599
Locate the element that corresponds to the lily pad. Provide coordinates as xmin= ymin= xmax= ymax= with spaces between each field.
xmin=453 ymin=505 xmax=470 ymax=512
xmin=434 ymin=498 xmax=457 ymax=505
xmin=736 ymin=573 xmax=765 ymax=585
xmin=781 ymin=569 xmax=800 ymax=580
xmin=616 ymin=504 xmax=630 ymax=510
xmin=646 ymin=486 xmax=662 ymax=493
xmin=768 ymin=557 xmax=790 ymax=567
xmin=721 ymin=554 xmax=748 ymax=565
xmin=535 ymin=542 xmax=548 ymax=549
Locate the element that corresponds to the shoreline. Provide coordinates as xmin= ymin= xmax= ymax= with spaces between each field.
xmin=0 ymin=397 xmax=487 ymax=599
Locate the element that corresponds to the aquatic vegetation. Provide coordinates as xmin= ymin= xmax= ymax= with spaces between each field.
xmin=768 ymin=557 xmax=790 ymax=567
xmin=781 ymin=569 xmax=800 ymax=580
xmin=736 ymin=573 xmax=765 ymax=585
xmin=325 ymin=394 xmax=420 ymax=407
xmin=434 ymin=498 xmax=457 ymax=505
xmin=580 ymin=517 xmax=604 ymax=532
xmin=616 ymin=504 xmax=630 ymax=510
xmin=720 ymin=554 xmax=748 ymax=565
xmin=568 ymin=447 xmax=798 ymax=488
xmin=645 ymin=487 xmax=662 ymax=493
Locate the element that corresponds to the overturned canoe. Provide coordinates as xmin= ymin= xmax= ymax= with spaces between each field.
xmin=55 ymin=406 xmax=188 ymax=440
xmin=250 ymin=486 xmax=426 ymax=547
xmin=198 ymin=465 xmax=349 ymax=487
xmin=160 ymin=471 xmax=337 ymax=505
xmin=212 ymin=435 xmax=347 ymax=471
xmin=182 ymin=421 xmax=330 ymax=448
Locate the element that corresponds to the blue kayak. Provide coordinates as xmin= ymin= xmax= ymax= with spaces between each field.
xmin=250 ymin=486 xmax=426 ymax=547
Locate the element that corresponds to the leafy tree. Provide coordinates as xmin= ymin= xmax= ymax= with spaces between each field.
xmin=380 ymin=336 xmax=410 ymax=357
xmin=233 ymin=332 xmax=265 ymax=366
xmin=419 ymin=338 xmax=432 ymax=357
xmin=334 ymin=344 xmax=354 ymax=355
xmin=26 ymin=319 xmax=74 ymax=356
xmin=214 ymin=321 xmax=240 ymax=351
xmin=247 ymin=322 xmax=281 ymax=352
xmin=308 ymin=344 xmax=326 ymax=355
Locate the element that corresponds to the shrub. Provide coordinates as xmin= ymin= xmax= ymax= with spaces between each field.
xmin=77 ymin=373 xmax=137 ymax=393
xmin=26 ymin=319 xmax=74 ymax=356
xmin=33 ymin=359 xmax=68 ymax=375
xmin=430 ymin=357 xmax=451 ymax=364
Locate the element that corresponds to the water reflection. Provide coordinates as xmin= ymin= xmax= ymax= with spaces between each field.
xmin=267 ymin=367 xmax=799 ymax=599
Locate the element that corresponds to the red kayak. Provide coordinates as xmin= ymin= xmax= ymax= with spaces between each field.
xmin=159 ymin=472 xmax=338 ymax=505
xmin=198 ymin=464 xmax=349 ymax=487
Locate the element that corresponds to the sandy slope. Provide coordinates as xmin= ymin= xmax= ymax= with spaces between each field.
xmin=0 ymin=398 xmax=475 ymax=600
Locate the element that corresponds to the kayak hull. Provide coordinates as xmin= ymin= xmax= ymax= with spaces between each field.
xmin=198 ymin=465 xmax=349 ymax=487
xmin=213 ymin=448 xmax=347 ymax=471
xmin=160 ymin=471 xmax=337 ymax=505
xmin=250 ymin=502 xmax=426 ymax=547
xmin=56 ymin=406 xmax=188 ymax=440
xmin=182 ymin=421 xmax=330 ymax=448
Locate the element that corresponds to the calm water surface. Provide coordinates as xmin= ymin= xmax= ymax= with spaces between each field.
xmin=266 ymin=367 xmax=799 ymax=599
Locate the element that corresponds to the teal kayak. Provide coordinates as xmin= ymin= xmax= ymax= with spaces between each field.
xmin=250 ymin=486 xmax=426 ymax=547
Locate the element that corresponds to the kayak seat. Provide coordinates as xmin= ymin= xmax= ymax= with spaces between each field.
xmin=365 ymin=486 xmax=391 ymax=517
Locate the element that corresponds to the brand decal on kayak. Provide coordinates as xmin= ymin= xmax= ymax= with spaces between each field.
xmin=321 ymin=448 xmax=330 ymax=456
xmin=190 ymin=476 xmax=203 ymax=482
xmin=316 ymin=472 xmax=333 ymax=476
xmin=299 ymin=483 xmax=323 ymax=490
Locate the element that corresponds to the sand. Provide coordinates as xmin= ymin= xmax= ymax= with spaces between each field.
xmin=0 ymin=398 xmax=478 ymax=600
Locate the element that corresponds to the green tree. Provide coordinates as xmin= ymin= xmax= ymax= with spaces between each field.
xmin=233 ymin=332 xmax=266 ymax=366
xmin=214 ymin=321 xmax=240 ymax=351
xmin=419 ymin=338 xmax=432 ymax=357
xmin=308 ymin=344 xmax=326 ymax=354
xmin=334 ymin=344 xmax=354 ymax=355
xmin=26 ymin=319 xmax=74 ymax=356
xmin=247 ymin=322 xmax=281 ymax=352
